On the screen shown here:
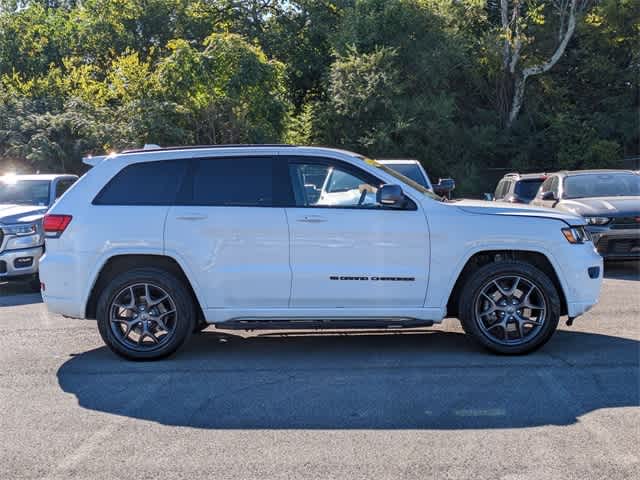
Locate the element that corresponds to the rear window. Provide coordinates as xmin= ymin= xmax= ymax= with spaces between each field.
xmin=93 ymin=160 xmax=187 ymax=205
xmin=515 ymin=179 xmax=544 ymax=201
xmin=191 ymin=157 xmax=275 ymax=206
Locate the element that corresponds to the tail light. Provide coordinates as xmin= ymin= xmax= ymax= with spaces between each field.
xmin=43 ymin=214 xmax=73 ymax=237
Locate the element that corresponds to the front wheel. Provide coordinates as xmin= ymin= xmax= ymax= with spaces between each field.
xmin=96 ymin=268 xmax=196 ymax=360
xmin=458 ymin=261 xmax=561 ymax=355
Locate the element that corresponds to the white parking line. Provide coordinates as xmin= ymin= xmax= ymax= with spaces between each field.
xmin=454 ymin=408 xmax=506 ymax=417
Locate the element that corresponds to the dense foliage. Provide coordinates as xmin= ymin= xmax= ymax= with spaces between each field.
xmin=0 ymin=0 xmax=637 ymax=193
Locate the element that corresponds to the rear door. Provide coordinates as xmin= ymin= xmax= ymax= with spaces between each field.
xmin=285 ymin=156 xmax=430 ymax=308
xmin=164 ymin=155 xmax=291 ymax=309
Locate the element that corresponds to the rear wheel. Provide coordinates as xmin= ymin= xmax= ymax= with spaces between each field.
xmin=96 ymin=268 xmax=196 ymax=360
xmin=458 ymin=261 xmax=561 ymax=355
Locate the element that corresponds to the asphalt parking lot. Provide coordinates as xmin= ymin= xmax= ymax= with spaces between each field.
xmin=0 ymin=263 xmax=638 ymax=480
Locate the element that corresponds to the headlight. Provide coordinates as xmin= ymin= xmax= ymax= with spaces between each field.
xmin=562 ymin=226 xmax=591 ymax=244
xmin=585 ymin=217 xmax=611 ymax=225
xmin=6 ymin=234 xmax=42 ymax=250
xmin=2 ymin=223 xmax=37 ymax=236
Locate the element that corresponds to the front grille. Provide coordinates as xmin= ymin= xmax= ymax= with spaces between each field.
xmin=611 ymin=217 xmax=640 ymax=230
xmin=598 ymin=237 xmax=640 ymax=256
xmin=0 ymin=229 xmax=3 ymax=252
xmin=0 ymin=261 xmax=6 ymax=274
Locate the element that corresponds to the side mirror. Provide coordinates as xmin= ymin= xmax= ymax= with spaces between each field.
xmin=376 ymin=184 xmax=405 ymax=207
xmin=434 ymin=178 xmax=455 ymax=197
xmin=483 ymin=193 xmax=494 ymax=201
xmin=541 ymin=191 xmax=556 ymax=201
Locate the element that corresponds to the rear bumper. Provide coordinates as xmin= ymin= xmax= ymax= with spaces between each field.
xmin=0 ymin=246 xmax=43 ymax=279
xmin=39 ymin=251 xmax=91 ymax=319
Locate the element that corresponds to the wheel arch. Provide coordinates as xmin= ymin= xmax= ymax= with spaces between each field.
xmin=446 ymin=250 xmax=568 ymax=318
xmin=85 ymin=254 xmax=205 ymax=321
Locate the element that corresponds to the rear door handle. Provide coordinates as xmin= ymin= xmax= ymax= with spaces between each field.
xmin=176 ymin=214 xmax=208 ymax=221
xmin=297 ymin=215 xmax=327 ymax=223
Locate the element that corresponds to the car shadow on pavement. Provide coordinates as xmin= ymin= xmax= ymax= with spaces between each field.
xmin=0 ymin=281 xmax=42 ymax=306
xmin=604 ymin=261 xmax=640 ymax=281
xmin=57 ymin=328 xmax=639 ymax=430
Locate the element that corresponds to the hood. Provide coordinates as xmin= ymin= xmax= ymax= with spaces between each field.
xmin=0 ymin=204 xmax=48 ymax=224
xmin=558 ymin=196 xmax=640 ymax=218
xmin=453 ymin=199 xmax=584 ymax=226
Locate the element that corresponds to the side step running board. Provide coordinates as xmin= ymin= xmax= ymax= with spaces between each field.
xmin=214 ymin=318 xmax=435 ymax=331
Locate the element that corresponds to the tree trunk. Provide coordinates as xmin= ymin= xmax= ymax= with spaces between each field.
xmin=505 ymin=0 xmax=580 ymax=128
xmin=507 ymin=74 xmax=527 ymax=128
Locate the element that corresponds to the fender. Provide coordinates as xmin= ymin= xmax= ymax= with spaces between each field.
xmin=82 ymin=247 xmax=208 ymax=318
xmin=434 ymin=243 xmax=569 ymax=313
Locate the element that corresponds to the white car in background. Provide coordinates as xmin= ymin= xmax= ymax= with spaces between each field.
xmin=377 ymin=159 xmax=455 ymax=197
xmin=0 ymin=174 xmax=77 ymax=286
xmin=39 ymin=145 xmax=602 ymax=360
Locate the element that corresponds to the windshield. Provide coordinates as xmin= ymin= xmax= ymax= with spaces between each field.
xmin=0 ymin=179 xmax=51 ymax=206
xmin=515 ymin=179 xmax=544 ymax=201
xmin=383 ymin=163 xmax=431 ymax=189
xmin=362 ymin=158 xmax=441 ymax=200
xmin=564 ymin=173 xmax=640 ymax=199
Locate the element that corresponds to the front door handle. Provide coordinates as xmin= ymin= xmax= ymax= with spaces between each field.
xmin=176 ymin=214 xmax=208 ymax=221
xmin=297 ymin=215 xmax=328 ymax=224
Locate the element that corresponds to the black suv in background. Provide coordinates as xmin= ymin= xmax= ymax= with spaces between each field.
xmin=530 ymin=170 xmax=640 ymax=260
xmin=491 ymin=173 xmax=547 ymax=204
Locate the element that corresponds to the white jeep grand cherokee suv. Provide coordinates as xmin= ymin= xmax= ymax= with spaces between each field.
xmin=39 ymin=146 xmax=602 ymax=360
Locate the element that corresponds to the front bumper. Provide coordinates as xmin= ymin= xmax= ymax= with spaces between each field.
xmin=556 ymin=241 xmax=603 ymax=319
xmin=0 ymin=246 xmax=43 ymax=279
xmin=588 ymin=226 xmax=640 ymax=260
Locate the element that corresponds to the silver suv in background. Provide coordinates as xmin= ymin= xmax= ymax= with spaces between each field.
xmin=490 ymin=172 xmax=547 ymax=204
xmin=0 ymin=174 xmax=78 ymax=286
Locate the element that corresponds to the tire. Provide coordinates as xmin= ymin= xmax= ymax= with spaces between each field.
xmin=193 ymin=320 xmax=209 ymax=333
xmin=96 ymin=267 xmax=196 ymax=360
xmin=458 ymin=260 xmax=561 ymax=355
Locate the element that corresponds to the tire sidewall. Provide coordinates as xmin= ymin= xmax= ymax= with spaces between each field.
xmin=96 ymin=268 xmax=195 ymax=360
xmin=459 ymin=262 xmax=561 ymax=355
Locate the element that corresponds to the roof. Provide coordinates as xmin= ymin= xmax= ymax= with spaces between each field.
xmin=83 ymin=144 xmax=364 ymax=166
xmin=377 ymin=159 xmax=420 ymax=164
xmin=558 ymin=169 xmax=637 ymax=176
xmin=503 ymin=172 xmax=547 ymax=180
xmin=0 ymin=174 xmax=77 ymax=181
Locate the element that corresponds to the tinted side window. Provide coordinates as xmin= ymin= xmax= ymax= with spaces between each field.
xmin=495 ymin=179 xmax=510 ymax=199
xmin=539 ymin=177 xmax=554 ymax=194
xmin=94 ymin=160 xmax=187 ymax=205
xmin=191 ymin=157 xmax=278 ymax=206
xmin=55 ymin=179 xmax=75 ymax=199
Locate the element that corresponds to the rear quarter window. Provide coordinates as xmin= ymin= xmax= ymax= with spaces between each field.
xmin=93 ymin=160 xmax=188 ymax=205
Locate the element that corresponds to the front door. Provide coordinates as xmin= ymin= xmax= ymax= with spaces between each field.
xmin=285 ymin=158 xmax=430 ymax=308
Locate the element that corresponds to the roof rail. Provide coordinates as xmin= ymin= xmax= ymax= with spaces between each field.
xmin=82 ymin=154 xmax=110 ymax=166
xmin=120 ymin=144 xmax=297 ymax=154
xmin=82 ymin=144 xmax=298 ymax=165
